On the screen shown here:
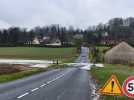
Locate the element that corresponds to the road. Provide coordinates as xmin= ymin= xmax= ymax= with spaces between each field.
xmin=75 ymin=47 xmax=89 ymax=63
xmin=0 ymin=47 xmax=92 ymax=100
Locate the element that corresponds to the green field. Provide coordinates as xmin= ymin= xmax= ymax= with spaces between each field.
xmin=91 ymin=64 xmax=134 ymax=100
xmin=0 ymin=47 xmax=77 ymax=61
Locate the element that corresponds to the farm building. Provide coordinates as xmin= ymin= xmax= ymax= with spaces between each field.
xmin=104 ymin=42 xmax=134 ymax=64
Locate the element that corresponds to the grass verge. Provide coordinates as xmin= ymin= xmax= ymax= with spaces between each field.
xmin=0 ymin=62 xmax=75 ymax=83
xmin=0 ymin=68 xmax=48 ymax=83
xmin=90 ymin=64 xmax=134 ymax=100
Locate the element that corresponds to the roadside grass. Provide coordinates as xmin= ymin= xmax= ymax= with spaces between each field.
xmin=0 ymin=68 xmax=48 ymax=83
xmin=91 ymin=64 xmax=134 ymax=100
xmin=89 ymin=46 xmax=110 ymax=63
xmin=0 ymin=47 xmax=76 ymax=60
xmin=0 ymin=63 xmax=75 ymax=83
xmin=96 ymin=46 xmax=110 ymax=52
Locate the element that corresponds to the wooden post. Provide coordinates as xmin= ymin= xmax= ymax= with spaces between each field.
xmin=56 ymin=59 xmax=58 ymax=65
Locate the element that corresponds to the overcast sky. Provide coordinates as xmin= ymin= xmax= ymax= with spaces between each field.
xmin=0 ymin=0 xmax=134 ymax=29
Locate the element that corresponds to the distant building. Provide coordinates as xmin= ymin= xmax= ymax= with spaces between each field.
xmin=101 ymin=32 xmax=115 ymax=45
xmin=32 ymin=37 xmax=40 ymax=44
xmin=46 ymin=38 xmax=62 ymax=46
xmin=40 ymin=36 xmax=50 ymax=44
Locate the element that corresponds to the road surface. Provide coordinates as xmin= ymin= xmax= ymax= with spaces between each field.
xmin=0 ymin=47 xmax=92 ymax=100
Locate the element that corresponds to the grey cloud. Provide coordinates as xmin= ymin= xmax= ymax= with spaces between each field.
xmin=0 ymin=0 xmax=134 ymax=29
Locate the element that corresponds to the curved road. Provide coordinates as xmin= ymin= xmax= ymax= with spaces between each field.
xmin=0 ymin=47 xmax=92 ymax=100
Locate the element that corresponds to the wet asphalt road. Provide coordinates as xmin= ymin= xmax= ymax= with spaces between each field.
xmin=0 ymin=47 xmax=92 ymax=100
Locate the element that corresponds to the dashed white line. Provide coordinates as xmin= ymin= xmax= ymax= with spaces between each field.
xmin=17 ymin=92 xmax=29 ymax=99
xmin=46 ymin=74 xmax=65 ymax=84
xmin=17 ymin=73 xmax=67 ymax=99
xmin=31 ymin=88 xmax=39 ymax=92
xmin=40 ymin=84 xmax=47 ymax=87
xmin=46 ymin=81 xmax=51 ymax=84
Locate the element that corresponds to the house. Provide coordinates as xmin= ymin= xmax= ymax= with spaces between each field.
xmin=46 ymin=38 xmax=62 ymax=46
xmin=32 ymin=37 xmax=40 ymax=44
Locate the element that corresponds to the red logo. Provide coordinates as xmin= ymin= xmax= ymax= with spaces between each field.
xmin=122 ymin=76 xmax=134 ymax=98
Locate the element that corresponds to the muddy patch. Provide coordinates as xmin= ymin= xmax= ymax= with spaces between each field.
xmin=0 ymin=64 xmax=31 ymax=75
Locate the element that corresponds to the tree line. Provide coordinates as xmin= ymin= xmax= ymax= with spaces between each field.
xmin=0 ymin=25 xmax=83 ymax=46
xmin=85 ymin=17 xmax=134 ymax=46
xmin=0 ymin=17 xmax=134 ymax=47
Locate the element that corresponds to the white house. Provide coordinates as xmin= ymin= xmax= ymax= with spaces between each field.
xmin=32 ymin=37 xmax=40 ymax=44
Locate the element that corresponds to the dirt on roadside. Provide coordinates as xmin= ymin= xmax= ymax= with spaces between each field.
xmin=0 ymin=64 xmax=31 ymax=75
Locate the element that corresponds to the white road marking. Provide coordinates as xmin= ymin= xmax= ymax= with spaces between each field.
xmin=46 ymin=81 xmax=51 ymax=84
xmin=40 ymin=84 xmax=47 ymax=87
xmin=17 ymin=92 xmax=29 ymax=99
xmin=46 ymin=74 xmax=65 ymax=84
xmin=31 ymin=88 xmax=39 ymax=92
xmin=17 ymin=72 xmax=68 ymax=99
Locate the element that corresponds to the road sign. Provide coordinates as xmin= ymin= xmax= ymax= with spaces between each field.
xmin=122 ymin=76 xmax=134 ymax=98
xmin=98 ymin=74 xmax=123 ymax=96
